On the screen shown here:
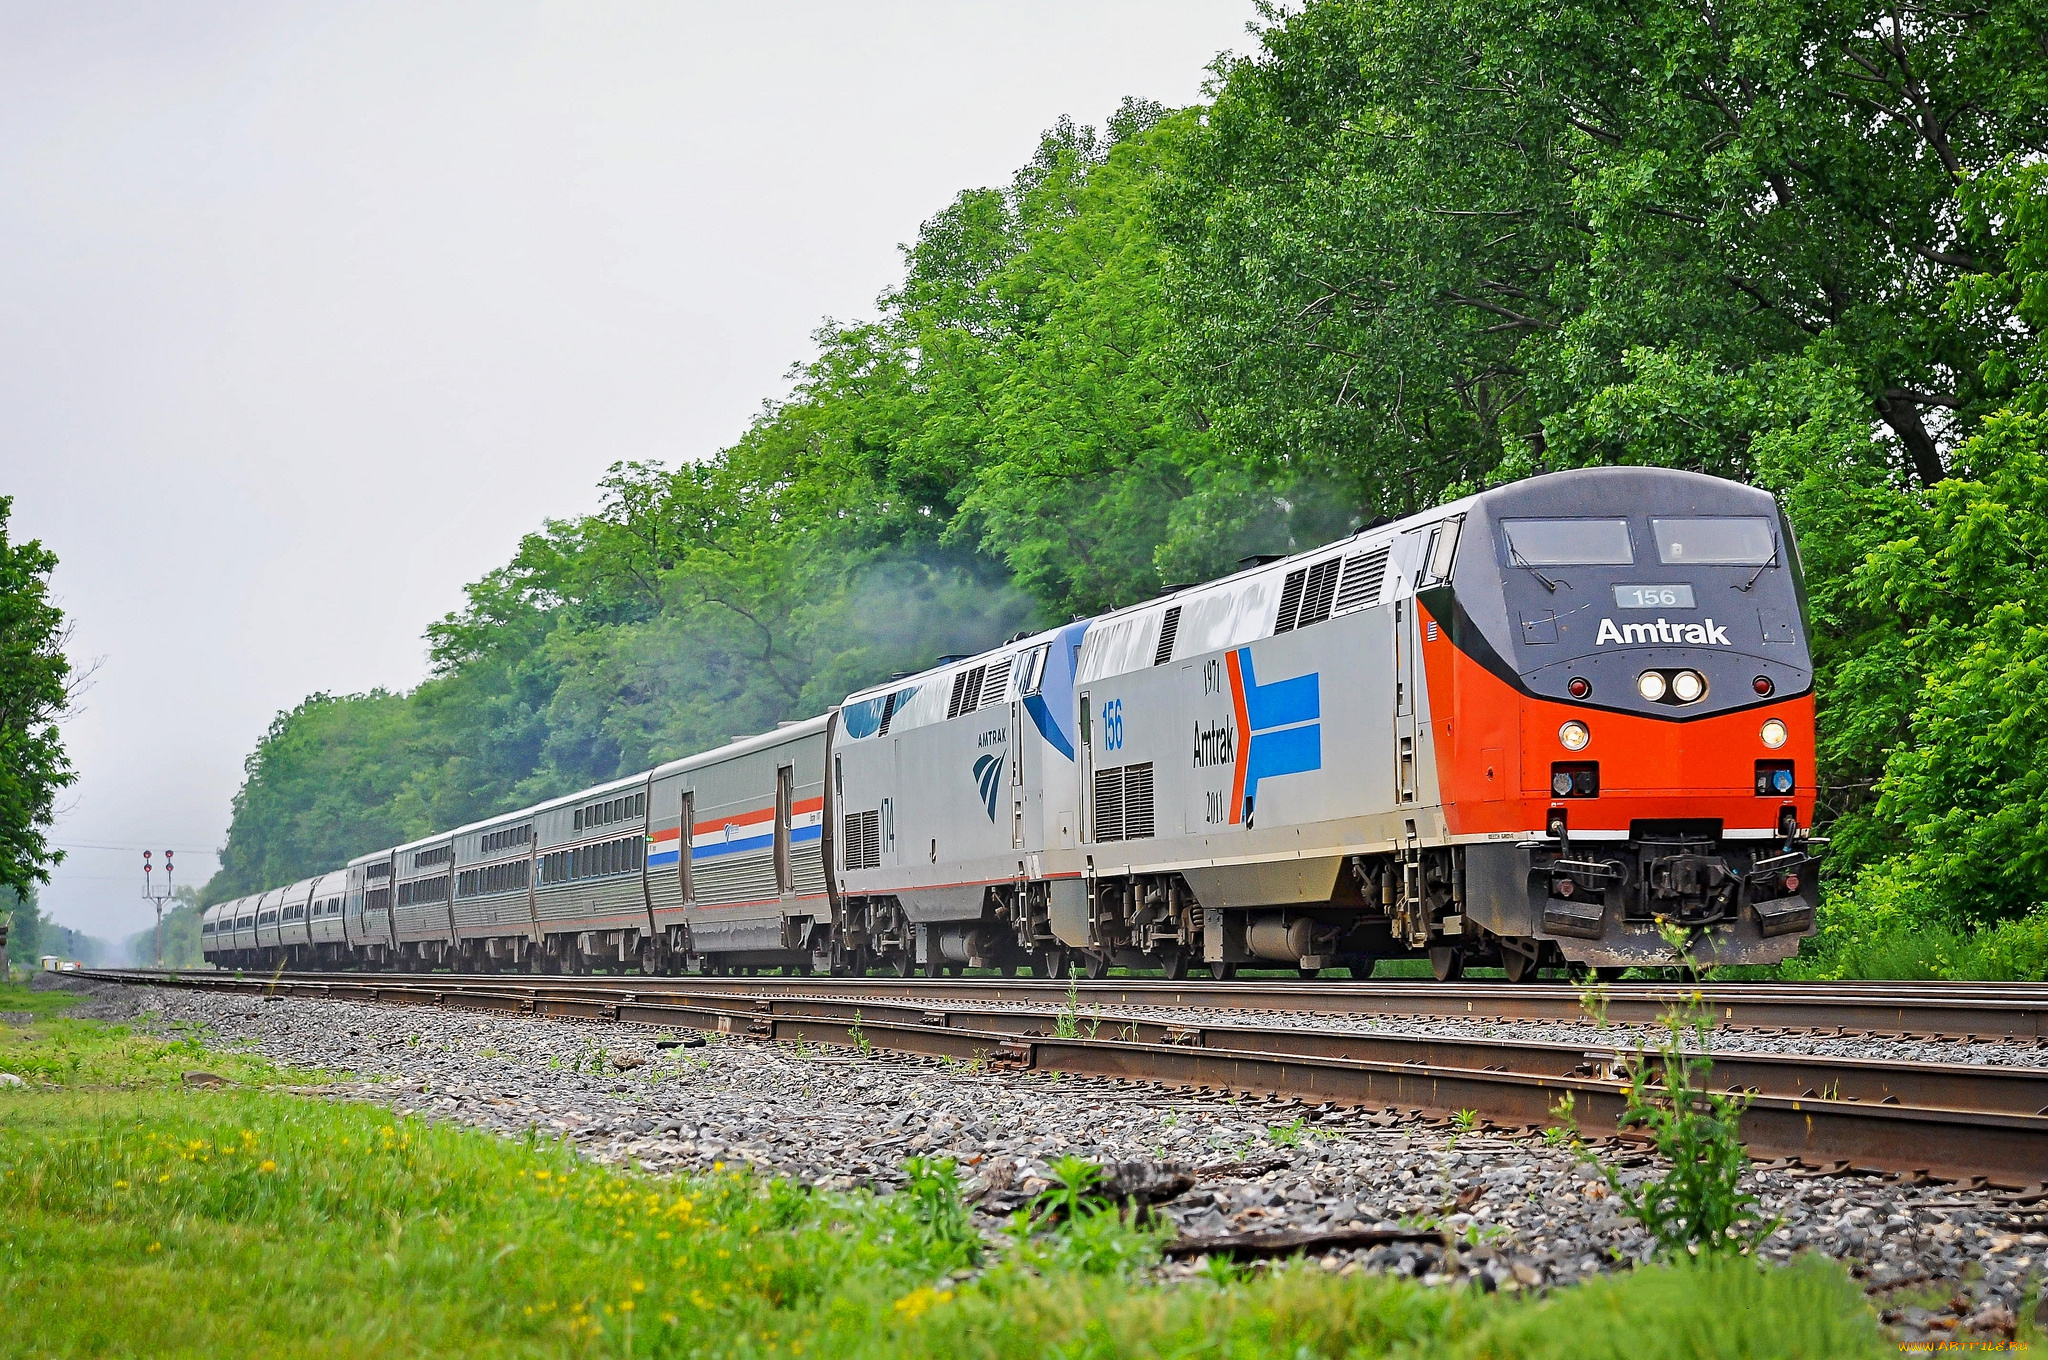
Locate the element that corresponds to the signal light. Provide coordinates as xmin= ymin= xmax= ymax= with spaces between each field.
xmin=1761 ymin=719 xmax=1789 ymax=749
xmin=1753 ymin=675 xmax=1774 ymax=696
xmin=1567 ymin=676 xmax=1591 ymax=699
xmin=1558 ymin=721 xmax=1590 ymax=751
xmin=1552 ymin=877 xmax=1575 ymax=898
xmin=1783 ymin=873 xmax=1800 ymax=893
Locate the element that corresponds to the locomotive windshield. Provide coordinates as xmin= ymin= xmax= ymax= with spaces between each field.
xmin=1499 ymin=518 xmax=1634 ymax=565
xmin=1650 ymin=516 xmax=1774 ymax=564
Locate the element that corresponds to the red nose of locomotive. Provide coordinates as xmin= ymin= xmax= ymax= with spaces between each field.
xmin=1420 ymin=469 xmax=1820 ymax=965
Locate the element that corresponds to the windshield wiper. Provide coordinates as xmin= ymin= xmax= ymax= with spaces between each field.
xmin=1507 ymin=542 xmax=1561 ymax=593
xmin=1737 ymin=549 xmax=1780 ymax=592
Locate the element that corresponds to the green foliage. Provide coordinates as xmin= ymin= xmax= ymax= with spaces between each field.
xmin=0 ymin=496 xmax=73 ymax=899
xmin=1165 ymin=0 xmax=2046 ymax=498
xmin=1025 ymin=1155 xmax=1114 ymax=1229
xmin=898 ymin=1157 xmax=981 ymax=1269
xmin=1587 ymin=1004 xmax=1777 ymax=1258
xmin=1 ymin=887 xmax=111 ymax=971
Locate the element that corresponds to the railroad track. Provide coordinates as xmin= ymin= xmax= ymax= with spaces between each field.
xmin=90 ymin=967 xmax=2048 ymax=1187
xmin=102 ymin=967 xmax=2048 ymax=1040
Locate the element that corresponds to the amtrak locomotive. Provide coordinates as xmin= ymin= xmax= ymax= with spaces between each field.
xmin=203 ymin=467 xmax=1820 ymax=981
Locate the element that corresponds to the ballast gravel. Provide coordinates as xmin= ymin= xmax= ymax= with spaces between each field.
xmin=31 ymin=976 xmax=2048 ymax=1346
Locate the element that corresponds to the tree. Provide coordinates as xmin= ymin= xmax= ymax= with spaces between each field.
xmin=0 ymin=496 xmax=74 ymax=898
xmin=1160 ymin=0 xmax=2048 ymax=502
xmin=1841 ymin=162 xmax=2048 ymax=925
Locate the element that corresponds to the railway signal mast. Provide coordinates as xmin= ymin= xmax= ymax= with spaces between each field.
xmin=142 ymin=849 xmax=175 ymax=967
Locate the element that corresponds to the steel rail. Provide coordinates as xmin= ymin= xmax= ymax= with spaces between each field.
xmin=107 ymin=967 xmax=2048 ymax=1041
xmin=90 ymin=969 xmax=2048 ymax=1186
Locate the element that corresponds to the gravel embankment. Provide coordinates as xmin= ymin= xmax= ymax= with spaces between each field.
xmin=19 ymin=975 xmax=2046 ymax=1346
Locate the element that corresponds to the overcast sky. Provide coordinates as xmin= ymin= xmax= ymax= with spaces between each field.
xmin=4 ymin=1 xmax=1260 ymax=945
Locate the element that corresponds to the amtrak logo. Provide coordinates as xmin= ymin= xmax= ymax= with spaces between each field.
xmin=972 ymin=754 xmax=1003 ymax=821
xmin=1596 ymin=618 xmax=1731 ymax=646
xmin=1225 ymin=646 xmax=1321 ymax=827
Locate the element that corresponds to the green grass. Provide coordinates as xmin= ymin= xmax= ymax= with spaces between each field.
xmin=0 ymin=998 xmax=1905 ymax=1358
xmin=0 ymin=979 xmax=117 ymax=1023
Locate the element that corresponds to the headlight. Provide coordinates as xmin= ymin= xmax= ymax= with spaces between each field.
xmin=1559 ymin=720 xmax=1590 ymax=751
xmin=1637 ymin=671 xmax=1667 ymax=701
xmin=1671 ymin=669 xmax=1705 ymax=703
xmin=1761 ymin=719 xmax=1788 ymax=749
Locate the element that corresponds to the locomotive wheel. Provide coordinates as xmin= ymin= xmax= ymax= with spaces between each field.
xmin=1297 ymin=966 xmax=1321 ymax=980
xmin=1501 ymin=947 xmax=1540 ymax=983
xmin=1428 ymin=946 xmax=1465 ymax=982
xmin=1209 ymin=962 xmax=1237 ymax=981
xmin=890 ymin=952 xmax=915 ymax=978
xmin=1350 ymin=957 xmax=1378 ymax=980
xmin=1037 ymin=946 xmax=1070 ymax=979
xmin=1084 ymin=952 xmax=1111 ymax=980
xmin=1158 ymin=947 xmax=1190 ymax=981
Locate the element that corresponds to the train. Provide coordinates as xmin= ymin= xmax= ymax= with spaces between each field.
xmin=202 ymin=466 xmax=1820 ymax=982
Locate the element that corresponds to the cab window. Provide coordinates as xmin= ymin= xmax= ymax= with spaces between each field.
xmin=1500 ymin=518 xmax=1634 ymax=566
xmin=1650 ymin=517 xmax=1775 ymax=565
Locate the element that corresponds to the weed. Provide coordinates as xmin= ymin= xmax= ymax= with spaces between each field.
xmin=1462 ymin=1222 xmax=1508 ymax=1248
xmin=1268 ymin=1117 xmax=1307 ymax=1148
xmin=1028 ymin=1155 xmax=1115 ymax=1228
xmin=1197 ymin=1252 xmax=1247 ymax=1287
xmin=1562 ymin=999 xmax=1780 ymax=1258
xmin=1053 ymin=979 xmax=1082 ymax=1040
xmin=899 ymin=1156 xmax=980 ymax=1269
xmin=848 ymin=1012 xmax=871 ymax=1055
xmin=1034 ymin=1203 xmax=1170 ymax=1276
xmin=1578 ymin=979 xmax=1613 ymax=1028
xmin=1452 ymin=1109 xmax=1478 ymax=1134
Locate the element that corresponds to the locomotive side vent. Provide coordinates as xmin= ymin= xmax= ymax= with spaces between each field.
xmin=1153 ymin=607 xmax=1181 ymax=666
xmin=1093 ymin=766 xmax=1125 ymax=842
xmin=1273 ymin=568 xmax=1307 ymax=633
xmin=1296 ymin=558 xmax=1342 ymax=629
xmin=947 ymin=665 xmax=988 ymax=719
xmin=1335 ymin=545 xmax=1391 ymax=612
xmin=979 ymin=658 xmax=1013 ymax=709
xmin=1123 ymin=762 xmax=1155 ymax=839
xmin=1091 ymin=763 xmax=1155 ymax=842
xmin=843 ymin=810 xmax=881 ymax=870
xmin=1274 ymin=558 xmax=1342 ymax=633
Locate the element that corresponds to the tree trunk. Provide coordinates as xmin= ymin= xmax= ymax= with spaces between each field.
xmin=1875 ymin=393 xmax=1947 ymax=487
